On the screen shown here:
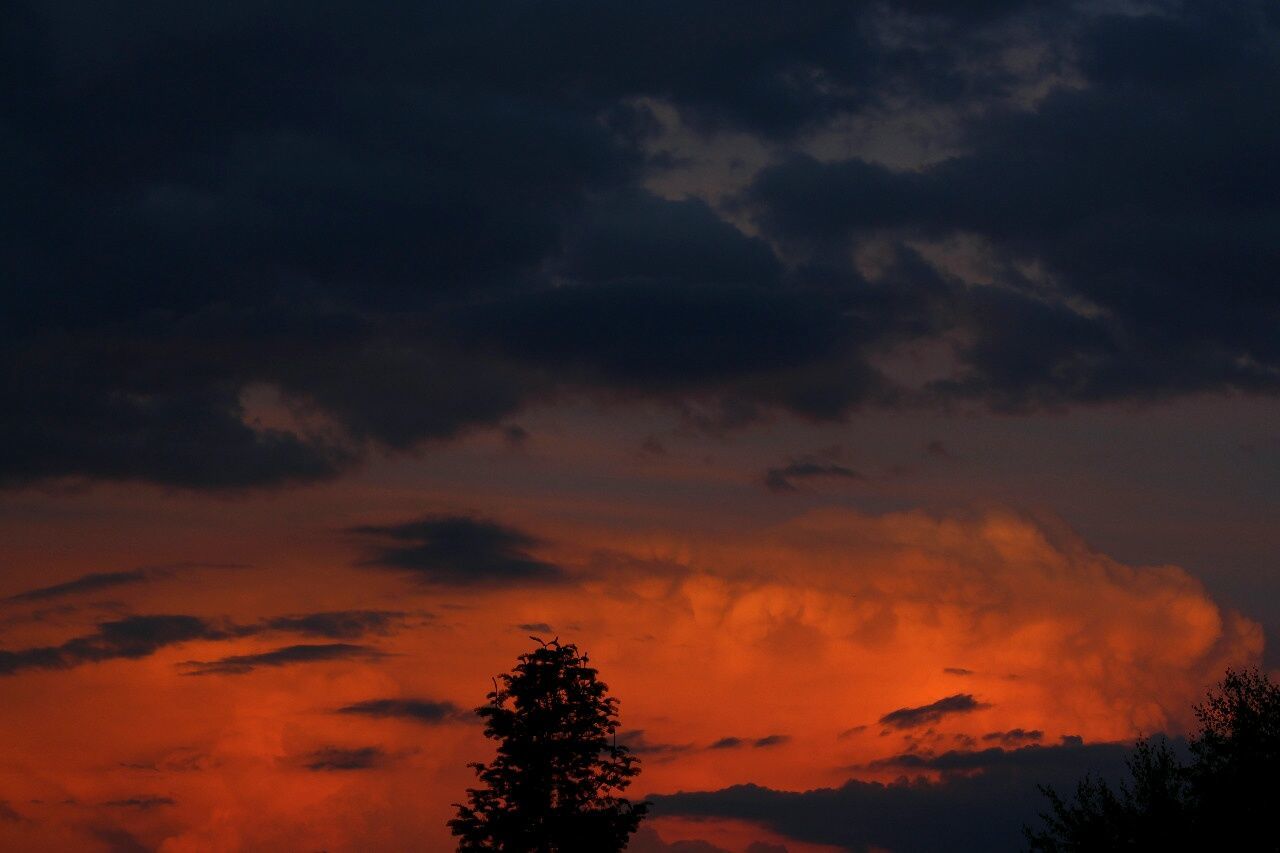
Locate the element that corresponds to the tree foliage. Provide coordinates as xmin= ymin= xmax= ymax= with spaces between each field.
xmin=1026 ymin=668 xmax=1280 ymax=851
xmin=449 ymin=638 xmax=648 ymax=851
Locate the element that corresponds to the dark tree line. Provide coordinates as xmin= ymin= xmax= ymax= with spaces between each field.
xmin=449 ymin=638 xmax=1277 ymax=852
xmin=1027 ymin=668 xmax=1280 ymax=851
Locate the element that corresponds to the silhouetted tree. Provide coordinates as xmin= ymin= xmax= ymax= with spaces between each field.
xmin=1026 ymin=668 xmax=1280 ymax=851
xmin=449 ymin=638 xmax=648 ymax=851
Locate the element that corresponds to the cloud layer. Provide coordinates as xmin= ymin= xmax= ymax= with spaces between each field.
xmin=3 ymin=0 xmax=1276 ymax=489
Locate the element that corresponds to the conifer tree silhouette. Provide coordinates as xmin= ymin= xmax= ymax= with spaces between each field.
xmin=449 ymin=637 xmax=648 ymax=851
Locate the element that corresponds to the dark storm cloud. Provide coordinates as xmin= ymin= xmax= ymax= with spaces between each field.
xmin=878 ymin=693 xmax=989 ymax=729
xmin=4 ymin=0 xmax=1276 ymax=490
xmin=352 ymin=515 xmax=563 ymax=586
xmin=180 ymin=643 xmax=385 ymax=676
xmin=752 ymin=735 xmax=791 ymax=748
xmin=746 ymin=0 xmax=1280 ymax=408
xmin=336 ymin=699 xmax=462 ymax=724
xmin=651 ymin=739 xmax=1133 ymax=853
xmin=301 ymin=746 xmax=389 ymax=772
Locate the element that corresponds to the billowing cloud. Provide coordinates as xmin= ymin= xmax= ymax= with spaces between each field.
xmin=0 ymin=507 xmax=1262 ymax=850
xmin=351 ymin=515 xmax=563 ymax=586
xmin=1 ymin=0 xmax=1274 ymax=490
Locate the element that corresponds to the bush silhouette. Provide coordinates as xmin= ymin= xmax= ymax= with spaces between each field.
xmin=449 ymin=637 xmax=648 ymax=851
xmin=1026 ymin=668 xmax=1280 ymax=851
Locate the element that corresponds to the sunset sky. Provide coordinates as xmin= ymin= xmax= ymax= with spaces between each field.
xmin=3 ymin=1 xmax=1279 ymax=850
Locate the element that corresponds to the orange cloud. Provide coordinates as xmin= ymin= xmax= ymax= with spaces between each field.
xmin=0 ymin=508 xmax=1262 ymax=850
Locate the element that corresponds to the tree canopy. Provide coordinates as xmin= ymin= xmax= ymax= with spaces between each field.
xmin=1026 ymin=668 xmax=1280 ymax=851
xmin=450 ymin=638 xmax=648 ymax=851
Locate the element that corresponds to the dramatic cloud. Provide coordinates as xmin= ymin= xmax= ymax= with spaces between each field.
xmin=351 ymin=515 xmax=563 ymax=586
xmin=3 ymin=0 xmax=1273 ymax=490
xmin=336 ymin=699 xmax=461 ymax=725
xmin=879 ymin=694 xmax=991 ymax=730
xmin=180 ymin=643 xmax=385 ymax=676
xmin=651 ymin=740 xmax=1134 ymax=853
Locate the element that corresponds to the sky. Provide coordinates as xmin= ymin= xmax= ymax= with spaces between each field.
xmin=2 ymin=0 xmax=1279 ymax=850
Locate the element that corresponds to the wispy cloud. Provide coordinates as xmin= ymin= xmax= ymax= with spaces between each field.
xmin=337 ymin=698 xmax=462 ymax=724
xmin=181 ymin=643 xmax=386 ymax=676
xmin=878 ymin=694 xmax=990 ymax=730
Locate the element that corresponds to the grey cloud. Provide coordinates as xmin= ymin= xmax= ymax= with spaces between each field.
xmin=302 ymin=746 xmax=389 ymax=772
xmin=352 ymin=514 xmax=563 ymax=586
xmin=878 ymin=694 xmax=990 ymax=730
xmin=337 ymin=699 xmax=461 ymax=724
xmin=180 ymin=643 xmax=385 ymax=676
xmin=652 ymin=739 xmax=1134 ymax=852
